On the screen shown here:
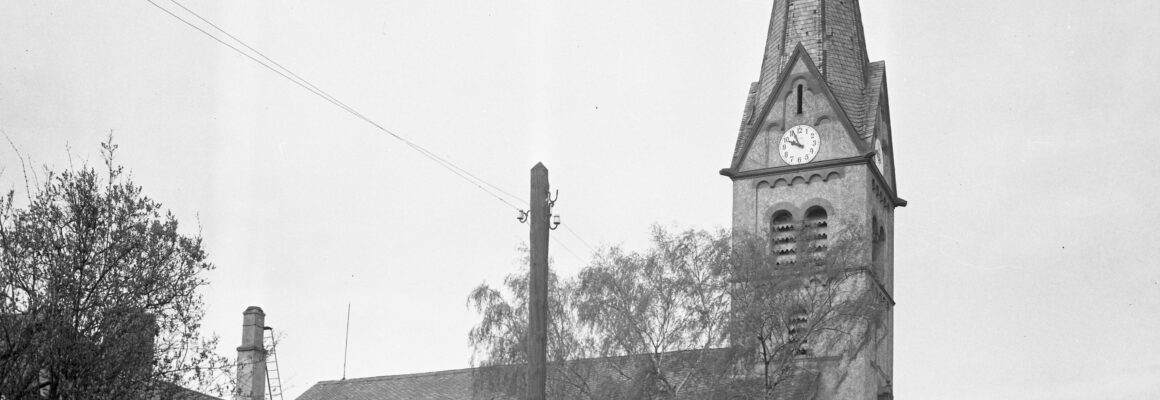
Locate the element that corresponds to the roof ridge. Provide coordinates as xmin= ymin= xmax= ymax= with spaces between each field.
xmin=313 ymin=367 xmax=478 ymax=385
xmin=312 ymin=348 xmax=738 ymax=386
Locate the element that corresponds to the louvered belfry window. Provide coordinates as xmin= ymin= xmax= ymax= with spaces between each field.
xmin=771 ymin=211 xmax=797 ymax=266
xmin=804 ymin=207 xmax=829 ymax=265
xmin=788 ymin=305 xmax=810 ymax=355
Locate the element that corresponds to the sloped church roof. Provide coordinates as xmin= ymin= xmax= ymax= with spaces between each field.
xmin=296 ymin=368 xmax=481 ymax=400
xmin=295 ymin=350 xmax=822 ymax=400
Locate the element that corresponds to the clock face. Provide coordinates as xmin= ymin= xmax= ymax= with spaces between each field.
xmin=779 ymin=125 xmax=821 ymax=165
xmin=873 ymin=139 xmax=885 ymax=172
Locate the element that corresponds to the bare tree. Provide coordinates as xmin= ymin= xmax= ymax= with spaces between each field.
xmin=727 ymin=221 xmax=889 ymax=398
xmin=0 ymin=138 xmax=231 ymax=399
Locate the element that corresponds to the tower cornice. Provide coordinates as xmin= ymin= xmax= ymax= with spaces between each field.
xmin=721 ymin=152 xmax=907 ymax=208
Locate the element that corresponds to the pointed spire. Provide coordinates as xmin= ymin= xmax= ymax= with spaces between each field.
xmin=752 ymin=0 xmax=871 ymax=119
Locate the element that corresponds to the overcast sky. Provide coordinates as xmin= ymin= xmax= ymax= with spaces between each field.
xmin=2 ymin=1 xmax=1159 ymax=399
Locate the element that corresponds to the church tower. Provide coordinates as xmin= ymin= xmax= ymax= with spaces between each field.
xmin=720 ymin=1 xmax=904 ymax=398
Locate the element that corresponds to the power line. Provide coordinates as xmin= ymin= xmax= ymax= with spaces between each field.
xmin=561 ymin=224 xmax=597 ymax=253
xmin=148 ymin=0 xmax=608 ymax=254
xmin=146 ymin=0 xmax=527 ymax=211
xmin=549 ymin=236 xmax=587 ymax=266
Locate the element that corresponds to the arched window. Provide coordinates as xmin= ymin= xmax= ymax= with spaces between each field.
xmin=804 ymin=207 xmax=829 ymax=265
xmin=771 ymin=211 xmax=796 ymax=266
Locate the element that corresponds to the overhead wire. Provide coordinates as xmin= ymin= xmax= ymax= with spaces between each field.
xmin=561 ymin=224 xmax=596 ymax=253
xmin=147 ymin=0 xmax=610 ymax=255
xmin=549 ymin=236 xmax=587 ymax=266
xmin=146 ymin=0 xmax=527 ymax=211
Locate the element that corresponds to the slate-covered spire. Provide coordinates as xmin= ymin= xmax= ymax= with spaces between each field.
xmin=753 ymin=0 xmax=871 ymax=122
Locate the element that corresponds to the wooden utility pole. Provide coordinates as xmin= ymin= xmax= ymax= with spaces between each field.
xmin=526 ymin=162 xmax=549 ymax=400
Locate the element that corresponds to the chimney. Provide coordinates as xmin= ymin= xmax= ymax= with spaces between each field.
xmin=235 ymin=306 xmax=266 ymax=400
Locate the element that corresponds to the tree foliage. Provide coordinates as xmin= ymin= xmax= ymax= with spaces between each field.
xmin=466 ymin=245 xmax=592 ymax=397
xmin=0 ymin=139 xmax=230 ymax=399
xmin=728 ymin=223 xmax=886 ymax=396
xmin=469 ymin=223 xmax=889 ymax=400
xmin=570 ymin=227 xmax=734 ymax=398
xmin=468 ymin=227 xmax=737 ymax=399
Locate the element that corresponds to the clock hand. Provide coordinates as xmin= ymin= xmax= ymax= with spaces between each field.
xmin=788 ymin=134 xmax=804 ymax=148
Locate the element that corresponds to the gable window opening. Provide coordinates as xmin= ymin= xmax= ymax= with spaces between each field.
xmin=796 ymin=84 xmax=804 ymax=114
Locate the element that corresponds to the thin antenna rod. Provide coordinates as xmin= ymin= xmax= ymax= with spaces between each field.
xmin=342 ymin=303 xmax=351 ymax=380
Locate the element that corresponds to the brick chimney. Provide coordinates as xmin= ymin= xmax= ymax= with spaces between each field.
xmin=235 ymin=306 xmax=266 ymax=400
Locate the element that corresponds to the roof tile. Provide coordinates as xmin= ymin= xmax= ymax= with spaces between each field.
xmin=294 ymin=350 xmax=823 ymax=400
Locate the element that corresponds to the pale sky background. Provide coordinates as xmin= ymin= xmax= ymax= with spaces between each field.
xmin=2 ymin=1 xmax=1159 ymax=399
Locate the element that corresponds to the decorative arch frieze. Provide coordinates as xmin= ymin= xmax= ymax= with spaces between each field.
xmin=761 ymin=169 xmax=844 ymax=189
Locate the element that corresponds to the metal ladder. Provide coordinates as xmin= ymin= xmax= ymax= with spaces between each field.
xmin=263 ymin=327 xmax=286 ymax=400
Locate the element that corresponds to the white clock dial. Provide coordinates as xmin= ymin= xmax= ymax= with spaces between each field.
xmin=779 ymin=125 xmax=821 ymax=165
xmin=873 ymin=138 xmax=885 ymax=173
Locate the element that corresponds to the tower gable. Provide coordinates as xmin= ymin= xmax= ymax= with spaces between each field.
xmin=863 ymin=62 xmax=898 ymax=193
xmin=730 ymin=45 xmax=868 ymax=174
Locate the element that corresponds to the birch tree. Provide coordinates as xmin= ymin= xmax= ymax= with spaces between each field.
xmin=467 ymin=224 xmax=887 ymax=399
